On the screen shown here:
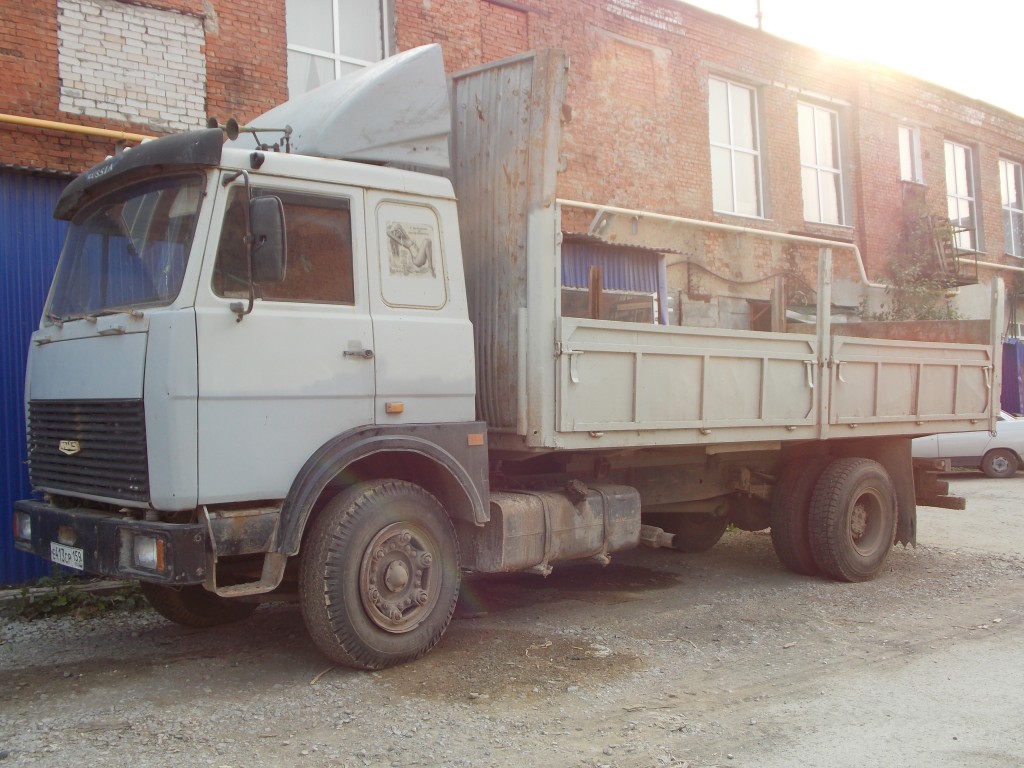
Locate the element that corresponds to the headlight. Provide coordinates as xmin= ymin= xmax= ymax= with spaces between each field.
xmin=14 ymin=511 xmax=31 ymax=541
xmin=132 ymin=535 xmax=165 ymax=572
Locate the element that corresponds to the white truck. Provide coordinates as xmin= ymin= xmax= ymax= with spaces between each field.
xmin=14 ymin=46 xmax=1001 ymax=669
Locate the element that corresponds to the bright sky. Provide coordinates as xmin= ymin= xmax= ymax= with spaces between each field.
xmin=682 ymin=0 xmax=1024 ymax=118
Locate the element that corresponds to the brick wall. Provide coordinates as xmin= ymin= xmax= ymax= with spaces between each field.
xmin=0 ymin=0 xmax=286 ymax=174
xmin=57 ymin=0 xmax=207 ymax=132
xmin=5 ymin=0 xmax=1024 ymax=290
xmin=395 ymin=0 xmax=1024 ymax=297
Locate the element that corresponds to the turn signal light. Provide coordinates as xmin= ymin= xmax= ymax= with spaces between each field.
xmin=133 ymin=536 xmax=165 ymax=572
xmin=14 ymin=511 xmax=31 ymax=541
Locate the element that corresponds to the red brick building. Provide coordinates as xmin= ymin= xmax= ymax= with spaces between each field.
xmin=4 ymin=0 xmax=1024 ymax=317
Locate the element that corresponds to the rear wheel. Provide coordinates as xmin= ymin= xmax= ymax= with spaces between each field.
xmin=981 ymin=448 xmax=1018 ymax=479
xmin=645 ymin=513 xmax=728 ymax=553
xmin=808 ymin=458 xmax=897 ymax=582
xmin=140 ymin=583 xmax=257 ymax=628
xmin=728 ymin=495 xmax=771 ymax=532
xmin=299 ymin=480 xmax=460 ymax=670
xmin=770 ymin=457 xmax=830 ymax=576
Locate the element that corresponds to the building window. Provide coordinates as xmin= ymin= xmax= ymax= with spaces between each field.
xmin=945 ymin=141 xmax=979 ymax=251
xmin=898 ymin=125 xmax=923 ymax=183
xmin=709 ymin=77 xmax=763 ymax=217
xmin=798 ymin=102 xmax=845 ymax=225
xmin=285 ymin=0 xmax=388 ymax=98
xmin=1001 ymin=159 xmax=1024 ymax=257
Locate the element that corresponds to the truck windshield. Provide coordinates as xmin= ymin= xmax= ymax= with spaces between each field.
xmin=46 ymin=173 xmax=205 ymax=322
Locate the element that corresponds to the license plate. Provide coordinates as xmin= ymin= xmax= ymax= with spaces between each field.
xmin=50 ymin=542 xmax=85 ymax=571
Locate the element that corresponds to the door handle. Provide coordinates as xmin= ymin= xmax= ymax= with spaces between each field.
xmin=343 ymin=349 xmax=374 ymax=359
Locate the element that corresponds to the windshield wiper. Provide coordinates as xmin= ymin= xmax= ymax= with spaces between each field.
xmin=85 ymin=308 xmax=145 ymax=321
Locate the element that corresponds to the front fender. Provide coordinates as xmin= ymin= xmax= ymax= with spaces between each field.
xmin=275 ymin=422 xmax=490 ymax=556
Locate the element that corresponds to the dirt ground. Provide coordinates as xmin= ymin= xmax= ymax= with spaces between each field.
xmin=2 ymin=472 xmax=1023 ymax=767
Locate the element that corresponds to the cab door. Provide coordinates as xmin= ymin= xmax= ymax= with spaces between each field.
xmin=194 ymin=177 xmax=374 ymax=503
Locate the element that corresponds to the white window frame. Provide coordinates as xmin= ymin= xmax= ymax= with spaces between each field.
xmin=798 ymin=102 xmax=846 ymax=226
xmin=286 ymin=0 xmax=390 ymax=98
xmin=944 ymin=140 xmax=979 ymax=252
xmin=898 ymin=125 xmax=923 ymax=183
xmin=1000 ymin=158 xmax=1024 ymax=258
xmin=709 ymin=77 xmax=764 ymax=218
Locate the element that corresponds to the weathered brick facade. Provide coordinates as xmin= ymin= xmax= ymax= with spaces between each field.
xmin=0 ymin=0 xmax=286 ymax=172
xmin=3 ymin=0 xmax=1023 ymax=299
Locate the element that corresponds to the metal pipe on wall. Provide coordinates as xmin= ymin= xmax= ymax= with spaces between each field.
xmin=0 ymin=112 xmax=150 ymax=143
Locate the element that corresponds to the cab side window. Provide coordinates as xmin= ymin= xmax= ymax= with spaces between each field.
xmin=213 ymin=188 xmax=355 ymax=304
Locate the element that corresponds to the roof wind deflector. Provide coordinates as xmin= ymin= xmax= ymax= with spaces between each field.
xmin=228 ymin=45 xmax=451 ymax=171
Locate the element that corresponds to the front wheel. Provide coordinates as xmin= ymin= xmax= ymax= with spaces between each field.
xmin=299 ymin=480 xmax=461 ymax=670
xmin=808 ymin=458 xmax=897 ymax=582
xmin=981 ymin=448 xmax=1019 ymax=479
xmin=140 ymin=583 xmax=257 ymax=628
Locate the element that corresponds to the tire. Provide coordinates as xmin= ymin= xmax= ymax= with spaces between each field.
xmin=645 ymin=512 xmax=728 ymax=553
xmin=770 ymin=457 xmax=831 ymax=576
xmin=140 ymin=583 xmax=257 ymax=628
xmin=808 ymin=458 xmax=897 ymax=582
xmin=728 ymin=495 xmax=771 ymax=532
xmin=981 ymin=449 xmax=1019 ymax=479
xmin=299 ymin=480 xmax=460 ymax=670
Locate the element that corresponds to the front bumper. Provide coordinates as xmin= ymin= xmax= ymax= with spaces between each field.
xmin=13 ymin=499 xmax=208 ymax=585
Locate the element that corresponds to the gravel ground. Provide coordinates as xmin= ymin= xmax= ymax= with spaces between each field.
xmin=2 ymin=473 xmax=1023 ymax=767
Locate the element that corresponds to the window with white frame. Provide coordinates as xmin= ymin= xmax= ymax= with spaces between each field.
xmin=709 ymin=77 xmax=763 ymax=217
xmin=1001 ymin=158 xmax=1024 ymax=257
xmin=286 ymin=0 xmax=388 ymax=98
xmin=798 ymin=102 xmax=845 ymax=225
xmin=944 ymin=140 xmax=979 ymax=251
xmin=898 ymin=125 xmax=923 ymax=183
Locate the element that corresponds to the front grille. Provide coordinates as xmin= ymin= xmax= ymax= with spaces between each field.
xmin=28 ymin=399 xmax=150 ymax=502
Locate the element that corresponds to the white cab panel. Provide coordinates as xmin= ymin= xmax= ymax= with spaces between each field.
xmin=145 ymin=310 xmax=199 ymax=510
xmin=28 ymin=328 xmax=147 ymax=400
xmin=194 ymin=175 xmax=375 ymax=503
xmin=365 ymin=192 xmax=475 ymax=425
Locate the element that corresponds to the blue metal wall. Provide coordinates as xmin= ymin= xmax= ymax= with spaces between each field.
xmin=1 ymin=170 xmax=69 ymax=585
xmin=1002 ymin=339 xmax=1024 ymax=415
xmin=561 ymin=239 xmax=669 ymax=324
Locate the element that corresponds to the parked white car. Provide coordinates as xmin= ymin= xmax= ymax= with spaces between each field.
xmin=912 ymin=411 xmax=1024 ymax=478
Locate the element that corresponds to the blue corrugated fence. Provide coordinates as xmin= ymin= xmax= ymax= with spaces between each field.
xmin=1 ymin=170 xmax=69 ymax=585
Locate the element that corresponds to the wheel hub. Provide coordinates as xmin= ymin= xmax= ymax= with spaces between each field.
xmin=850 ymin=503 xmax=868 ymax=540
xmin=384 ymin=561 xmax=410 ymax=592
xmin=360 ymin=523 xmax=439 ymax=633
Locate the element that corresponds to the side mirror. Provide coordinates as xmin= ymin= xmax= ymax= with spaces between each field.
xmin=249 ymin=196 xmax=286 ymax=284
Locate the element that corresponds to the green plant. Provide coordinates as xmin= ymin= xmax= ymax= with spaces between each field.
xmin=3 ymin=573 xmax=144 ymax=621
xmin=867 ymin=193 xmax=962 ymax=322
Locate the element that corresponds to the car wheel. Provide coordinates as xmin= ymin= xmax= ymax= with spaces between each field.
xmin=299 ymin=480 xmax=460 ymax=670
xmin=981 ymin=449 xmax=1019 ymax=479
xmin=770 ymin=456 xmax=831 ymax=576
xmin=808 ymin=458 xmax=897 ymax=582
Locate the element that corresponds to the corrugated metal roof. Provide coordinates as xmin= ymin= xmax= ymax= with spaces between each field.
xmin=0 ymin=162 xmax=76 ymax=180
xmin=561 ymin=238 xmax=669 ymax=324
xmin=1 ymin=170 xmax=68 ymax=585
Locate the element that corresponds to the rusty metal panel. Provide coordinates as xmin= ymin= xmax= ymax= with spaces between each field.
xmin=449 ymin=50 xmax=569 ymax=430
xmin=1 ymin=170 xmax=69 ymax=584
xmin=464 ymin=484 xmax=640 ymax=573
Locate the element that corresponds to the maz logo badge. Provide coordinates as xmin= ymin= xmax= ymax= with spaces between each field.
xmin=58 ymin=440 xmax=81 ymax=456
